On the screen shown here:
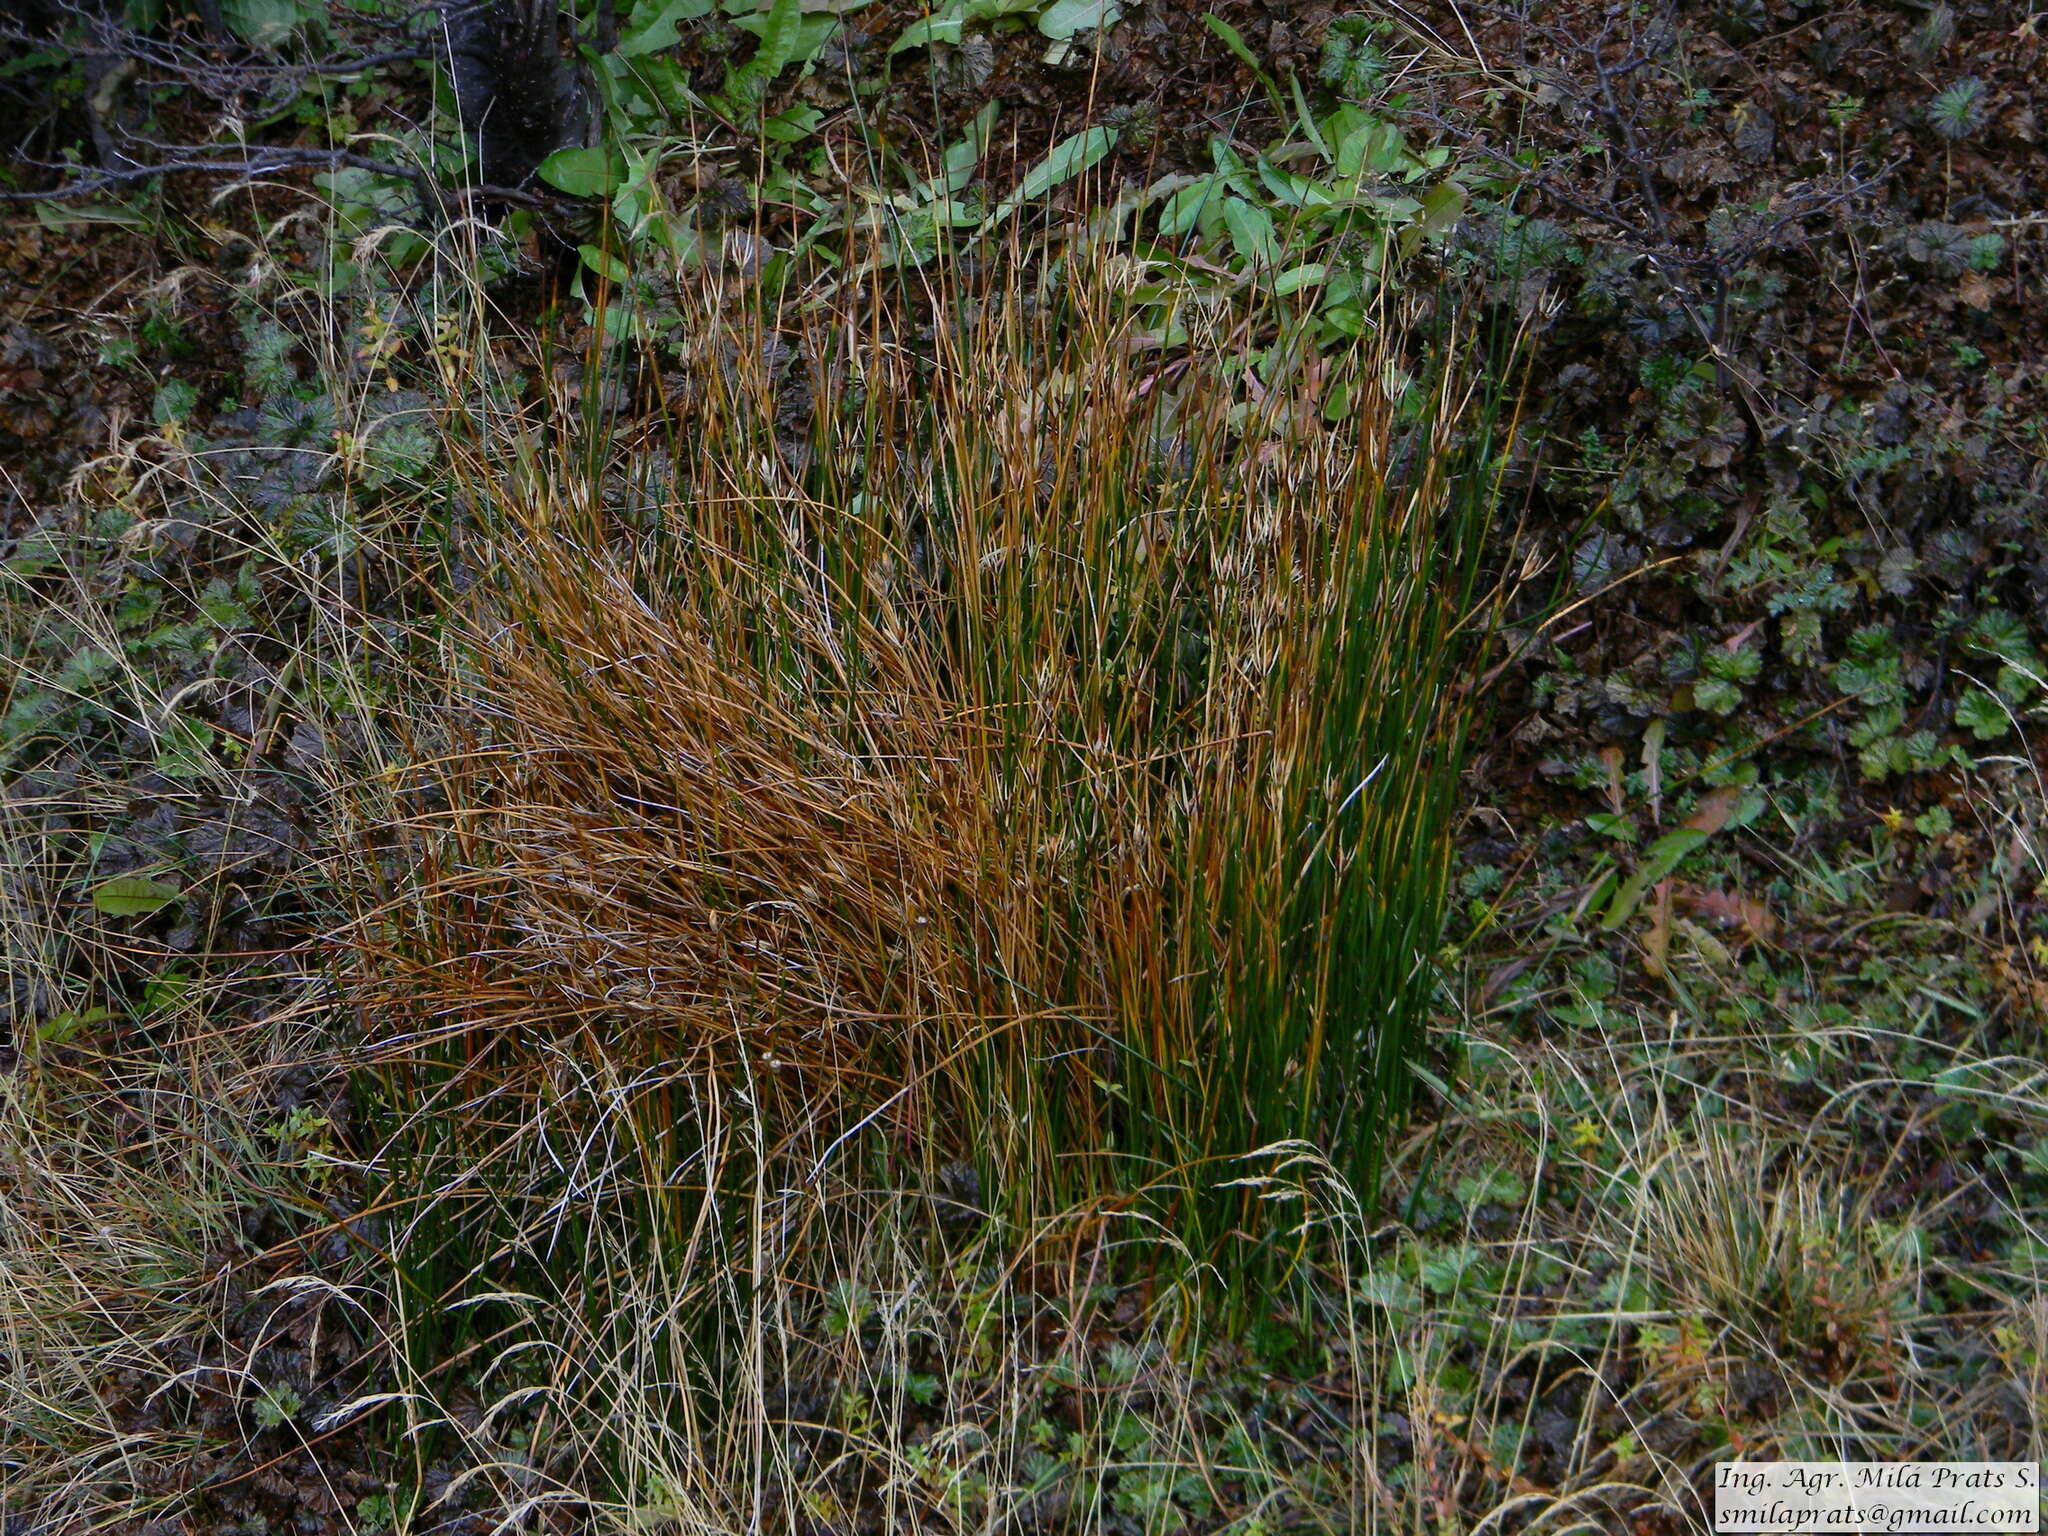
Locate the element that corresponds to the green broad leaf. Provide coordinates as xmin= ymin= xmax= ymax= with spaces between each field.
xmin=1362 ymin=191 xmax=1422 ymax=220
xmin=221 ymin=0 xmax=316 ymax=45
xmin=1318 ymin=264 xmax=1368 ymax=303
xmin=1288 ymin=70 xmax=1331 ymax=159
xmin=732 ymin=7 xmax=838 ymax=63
xmin=1271 ymin=262 xmax=1327 ymax=295
xmin=1317 ymin=298 xmax=1363 ymax=340
xmin=990 ymin=126 xmax=1118 ymax=222
xmin=1208 ymin=138 xmax=1259 ymax=199
xmin=737 ymin=0 xmax=804 ymax=74
xmin=655 ymin=215 xmax=708 ymax=267
xmin=537 ymin=146 xmax=624 ymax=197
xmin=1255 ymin=157 xmax=1311 ymax=207
xmin=762 ymin=104 xmax=824 ymax=142
xmin=1202 ymin=11 xmax=1290 ymax=119
xmin=34 ymin=200 xmax=156 ymax=232
xmin=610 ymin=148 xmax=657 ymax=230
xmin=1725 ymin=789 xmax=1767 ymax=830
xmin=1321 ymin=102 xmax=1371 ymax=146
xmin=578 ymin=245 xmax=630 ymax=283
xmin=891 ymin=15 xmax=955 ymax=49
xmin=1412 ymin=179 xmax=1468 ymax=239
xmin=143 ymin=969 xmax=194 ymax=1014
xmin=35 ymin=1007 xmax=113 ymax=1047
xmin=1600 ymin=827 xmax=1710 ymax=930
xmin=92 ymin=875 xmax=184 ymax=918
xmin=1583 ymin=811 xmax=1638 ymax=843
xmin=1156 ymin=175 xmax=1221 ymax=237
xmin=940 ymin=100 xmax=1001 ymax=190
xmin=617 ymin=0 xmax=714 ymax=55
xmin=1038 ymin=0 xmax=1120 ymax=39
xmin=1200 ymin=12 xmax=1262 ymax=74
xmin=1221 ymin=196 xmax=1280 ymax=266
xmin=890 ymin=4 xmax=964 ymax=54
xmin=906 ymin=196 xmax=983 ymax=227
xmin=623 ymin=52 xmax=696 ymax=115
xmin=1336 ymin=117 xmax=1406 ymax=178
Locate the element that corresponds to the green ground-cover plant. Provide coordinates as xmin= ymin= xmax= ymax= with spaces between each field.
xmin=547 ymin=6 xmax=1477 ymax=345
xmin=1401 ymin=0 xmax=2048 ymax=817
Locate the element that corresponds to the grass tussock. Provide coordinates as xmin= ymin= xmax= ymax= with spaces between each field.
xmin=336 ymin=255 xmax=1507 ymax=1515
xmin=363 ymin=258 xmax=1501 ymax=1216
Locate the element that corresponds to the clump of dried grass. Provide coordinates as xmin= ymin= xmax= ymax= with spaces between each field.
xmin=337 ymin=252 xmax=1506 ymax=1520
xmin=365 ymin=262 xmax=1494 ymax=1192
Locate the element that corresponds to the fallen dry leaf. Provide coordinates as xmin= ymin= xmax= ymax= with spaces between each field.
xmin=1643 ymin=877 xmax=1673 ymax=978
xmin=1683 ymin=786 xmax=1743 ymax=835
xmin=1678 ymin=884 xmax=1777 ymax=942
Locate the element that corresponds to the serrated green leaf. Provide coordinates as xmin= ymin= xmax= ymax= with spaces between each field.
xmin=1356 ymin=1270 xmax=1420 ymax=1310
xmin=92 ymin=875 xmax=184 ymax=918
xmin=55 ymin=647 xmax=119 ymax=692
xmin=1455 ymin=1168 xmax=1528 ymax=1208
xmin=1955 ymin=688 xmax=2011 ymax=741
xmin=154 ymin=717 xmax=217 ymax=781
xmin=1418 ymin=1243 xmax=1479 ymax=1295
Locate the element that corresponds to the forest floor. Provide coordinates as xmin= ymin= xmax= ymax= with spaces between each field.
xmin=3 ymin=1 xmax=2045 ymax=1532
